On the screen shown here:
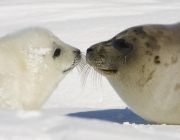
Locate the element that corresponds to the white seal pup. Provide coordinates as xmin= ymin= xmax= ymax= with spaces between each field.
xmin=0 ymin=27 xmax=81 ymax=110
xmin=86 ymin=23 xmax=180 ymax=124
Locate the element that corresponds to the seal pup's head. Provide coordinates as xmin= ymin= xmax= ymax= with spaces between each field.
xmin=0 ymin=27 xmax=82 ymax=109
xmin=15 ymin=27 xmax=82 ymax=76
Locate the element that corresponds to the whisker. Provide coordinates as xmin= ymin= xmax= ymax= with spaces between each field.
xmin=76 ymin=52 xmax=91 ymax=88
xmin=98 ymin=68 xmax=103 ymax=89
xmin=81 ymin=65 xmax=92 ymax=88
xmin=92 ymin=66 xmax=103 ymax=90
xmin=76 ymin=51 xmax=103 ymax=90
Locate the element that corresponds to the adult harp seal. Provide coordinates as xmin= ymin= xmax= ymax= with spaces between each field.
xmin=86 ymin=23 xmax=180 ymax=124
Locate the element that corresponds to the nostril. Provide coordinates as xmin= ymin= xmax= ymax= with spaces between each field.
xmin=74 ymin=49 xmax=81 ymax=54
xmin=87 ymin=48 xmax=93 ymax=53
xmin=76 ymin=49 xmax=81 ymax=54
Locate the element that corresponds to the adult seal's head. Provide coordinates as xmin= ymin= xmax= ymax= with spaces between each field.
xmin=0 ymin=27 xmax=81 ymax=110
xmin=86 ymin=22 xmax=180 ymax=124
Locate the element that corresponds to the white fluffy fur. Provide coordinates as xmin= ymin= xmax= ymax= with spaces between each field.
xmin=0 ymin=27 xmax=81 ymax=110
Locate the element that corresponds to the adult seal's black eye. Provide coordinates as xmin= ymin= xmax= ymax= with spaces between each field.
xmin=111 ymin=38 xmax=133 ymax=56
xmin=53 ymin=48 xmax=61 ymax=58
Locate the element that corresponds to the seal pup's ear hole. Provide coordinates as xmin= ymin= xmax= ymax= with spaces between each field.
xmin=111 ymin=39 xmax=133 ymax=56
xmin=53 ymin=48 xmax=61 ymax=58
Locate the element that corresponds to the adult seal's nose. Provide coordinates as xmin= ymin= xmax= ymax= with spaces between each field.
xmin=86 ymin=48 xmax=93 ymax=53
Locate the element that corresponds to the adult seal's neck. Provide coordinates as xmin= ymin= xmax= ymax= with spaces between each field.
xmin=171 ymin=23 xmax=180 ymax=41
xmin=172 ymin=22 xmax=180 ymax=32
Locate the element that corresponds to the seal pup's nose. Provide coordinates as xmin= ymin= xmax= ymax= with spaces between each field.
xmin=73 ymin=49 xmax=81 ymax=54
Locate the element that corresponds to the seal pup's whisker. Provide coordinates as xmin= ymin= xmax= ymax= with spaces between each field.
xmin=76 ymin=62 xmax=89 ymax=82
xmin=76 ymin=57 xmax=86 ymax=74
xmin=75 ymin=52 xmax=90 ymax=88
xmin=79 ymin=52 xmax=103 ymax=89
xmin=81 ymin=64 xmax=92 ymax=88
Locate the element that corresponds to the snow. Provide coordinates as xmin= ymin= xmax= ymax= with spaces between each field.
xmin=0 ymin=0 xmax=180 ymax=139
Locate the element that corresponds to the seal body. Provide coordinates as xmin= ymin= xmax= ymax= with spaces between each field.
xmin=0 ymin=27 xmax=81 ymax=110
xmin=86 ymin=23 xmax=180 ymax=124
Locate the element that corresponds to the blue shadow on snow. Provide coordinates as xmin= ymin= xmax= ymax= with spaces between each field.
xmin=68 ymin=108 xmax=148 ymax=124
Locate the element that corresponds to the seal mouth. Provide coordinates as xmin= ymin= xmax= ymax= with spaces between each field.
xmin=96 ymin=68 xmax=118 ymax=74
xmin=63 ymin=67 xmax=74 ymax=73
xmin=63 ymin=56 xmax=81 ymax=73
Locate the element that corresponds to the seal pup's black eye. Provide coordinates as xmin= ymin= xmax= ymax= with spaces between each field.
xmin=111 ymin=39 xmax=133 ymax=56
xmin=53 ymin=48 xmax=61 ymax=58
